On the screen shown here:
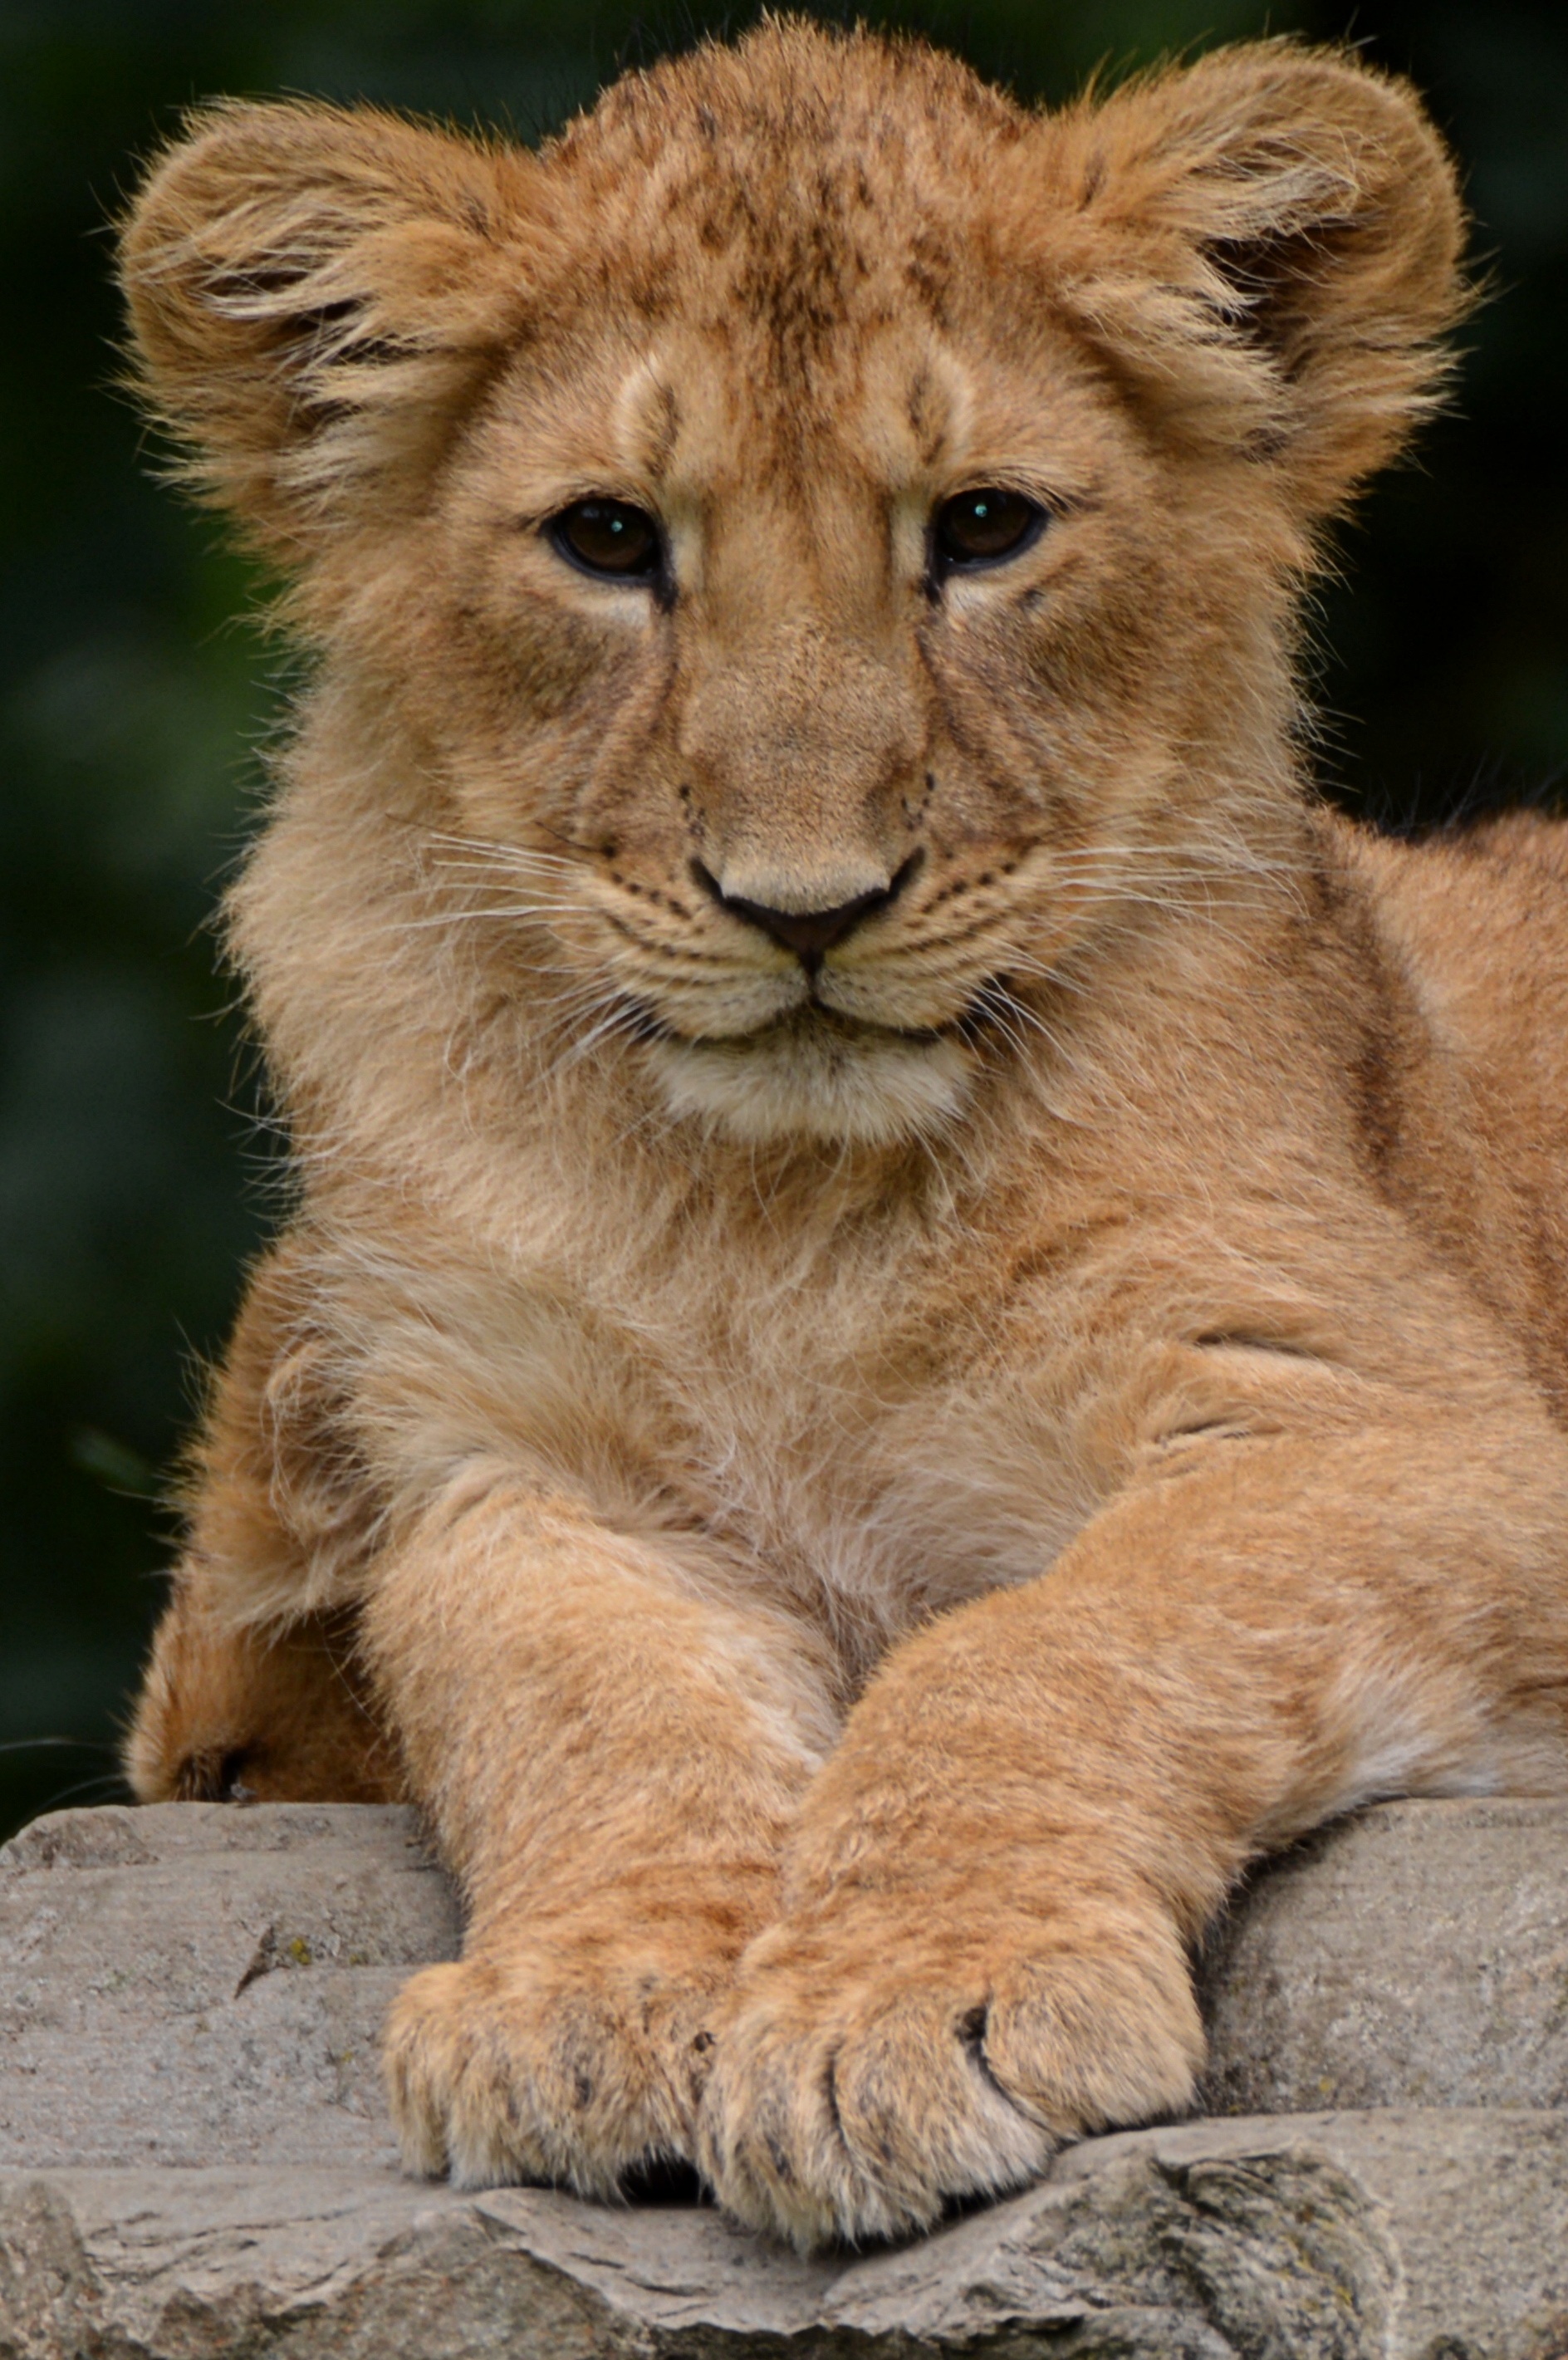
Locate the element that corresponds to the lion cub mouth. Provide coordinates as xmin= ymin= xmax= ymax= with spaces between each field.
xmin=702 ymin=1003 xmax=951 ymax=1052
xmin=641 ymin=1002 xmax=978 ymax=1148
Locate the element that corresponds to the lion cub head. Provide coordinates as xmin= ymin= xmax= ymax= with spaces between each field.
xmin=122 ymin=22 xmax=1463 ymax=1149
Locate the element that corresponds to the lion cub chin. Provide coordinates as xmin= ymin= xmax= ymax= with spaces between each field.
xmin=649 ymin=1013 xmax=978 ymax=1148
xmin=119 ymin=20 xmax=1568 ymax=2251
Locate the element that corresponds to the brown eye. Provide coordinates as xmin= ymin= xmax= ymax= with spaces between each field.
xmin=933 ymin=488 xmax=1045 ymax=576
xmin=547 ymin=498 xmax=663 ymax=582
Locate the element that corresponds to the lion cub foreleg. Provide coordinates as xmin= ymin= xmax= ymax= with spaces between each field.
xmin=365 ymin=1472 xmax=833 ymax=2195
xmin=698 ymin=1415 xmax=1568 ymax=2248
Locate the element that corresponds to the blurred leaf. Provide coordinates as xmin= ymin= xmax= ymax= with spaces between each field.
xmin=70 ymin=1428 xmax=160 ymax=1499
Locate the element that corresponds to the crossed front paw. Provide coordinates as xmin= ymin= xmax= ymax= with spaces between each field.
xmin=693 ymin=1904 xmax=1204 ymax=2250
xmin=385 ymin=1920 xmax=730 ymax=2196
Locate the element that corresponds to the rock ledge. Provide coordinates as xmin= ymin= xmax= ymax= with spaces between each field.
xmin=0 ymin=1798 xmax=1564 ymax=2358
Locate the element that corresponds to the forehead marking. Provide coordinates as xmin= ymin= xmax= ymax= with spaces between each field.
xmin=611 ymin=358 xmax=683 ymax=483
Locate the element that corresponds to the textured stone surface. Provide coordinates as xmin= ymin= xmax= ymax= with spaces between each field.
xmin=1 ymin=2113 xmax=1565 ymax=2357
xmin=0 ymin=1804 xmax=457 ymax=2170
xmin=1198 ymin=1797 xmax=1568 ymax=2116
xmin=0 ymin=1798 xmax=1564 ymax=2357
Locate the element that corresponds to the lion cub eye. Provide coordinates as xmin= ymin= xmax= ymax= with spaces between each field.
xmin=546 ymin=498 xmax=664 ymax=584
xmin=932 ymin=488 xmax=1046 ymax=577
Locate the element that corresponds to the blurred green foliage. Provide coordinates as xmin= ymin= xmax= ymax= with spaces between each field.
xmin=2 ymin=0 xmax=1566 ymax=1839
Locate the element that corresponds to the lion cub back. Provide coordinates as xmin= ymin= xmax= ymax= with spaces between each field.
xmin=1344 ymin=808 xmax=1568 ymax=1406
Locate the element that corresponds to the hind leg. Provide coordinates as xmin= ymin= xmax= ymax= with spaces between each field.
xmin=125 ymin=1231 xmax=400 ymax=1806
xmin=126 ymin=1567 xmax=401 ymax=1803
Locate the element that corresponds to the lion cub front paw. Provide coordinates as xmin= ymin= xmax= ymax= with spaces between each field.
xmin=695 ymin=1907 xmax=1203 ymax=2250
xmin=385 ymin=1935 xmax=728 ymax=2196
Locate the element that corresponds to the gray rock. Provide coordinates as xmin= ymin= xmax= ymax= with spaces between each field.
xmin=1 ymin=2113 xmax=1565 ymax=2357
xmin=1198 ymin=1797 xmax=1568 ymax=2115
xmin=0 ymin=1798 xmax=1563 ymax=2357
xmin=0 ymin=1804 xmax=457 ymax=2169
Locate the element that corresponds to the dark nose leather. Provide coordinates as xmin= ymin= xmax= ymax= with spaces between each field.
xmin=696 ymin=857 xmax=916 ymax=964
xmin=721 ymin=885 xmax=892 ymax=959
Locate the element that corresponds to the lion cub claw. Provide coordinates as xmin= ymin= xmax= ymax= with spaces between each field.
xmin=385 ymin=1940 xmax=727 ymax=2196
xmin=694 ymin=1910 xmax=1203 ymax=2250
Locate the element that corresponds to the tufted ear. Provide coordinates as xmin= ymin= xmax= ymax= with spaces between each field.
xmin=120 ymin=101 xmax=558 ymax=564
xmin=1033 ymin=43 xmax=1469 ymax=518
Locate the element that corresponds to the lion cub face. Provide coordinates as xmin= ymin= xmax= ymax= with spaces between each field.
xmin=434 ymin=280 xmax=1164 ymax=1144
xmin=121 ymin=24 xmax=1463 ymax=1146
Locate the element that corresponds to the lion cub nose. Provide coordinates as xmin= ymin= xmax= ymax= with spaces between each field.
xmin=695 ymin=858 xmax=915 ymax=965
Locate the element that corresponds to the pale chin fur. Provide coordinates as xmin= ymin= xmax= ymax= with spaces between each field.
xmin=644 ymin=1018 xmax=976 ymax=1147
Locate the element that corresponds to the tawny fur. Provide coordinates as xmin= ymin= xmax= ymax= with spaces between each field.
xmin=119 ymin=21 xmax=1568 ymax=2249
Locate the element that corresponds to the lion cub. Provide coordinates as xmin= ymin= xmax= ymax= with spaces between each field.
xmin=120 ymin=22 xmax=1568 ymax=2249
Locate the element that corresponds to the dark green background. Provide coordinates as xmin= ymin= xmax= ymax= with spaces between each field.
xmin=2 ymin=0 xmax=1566 ymax=1839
